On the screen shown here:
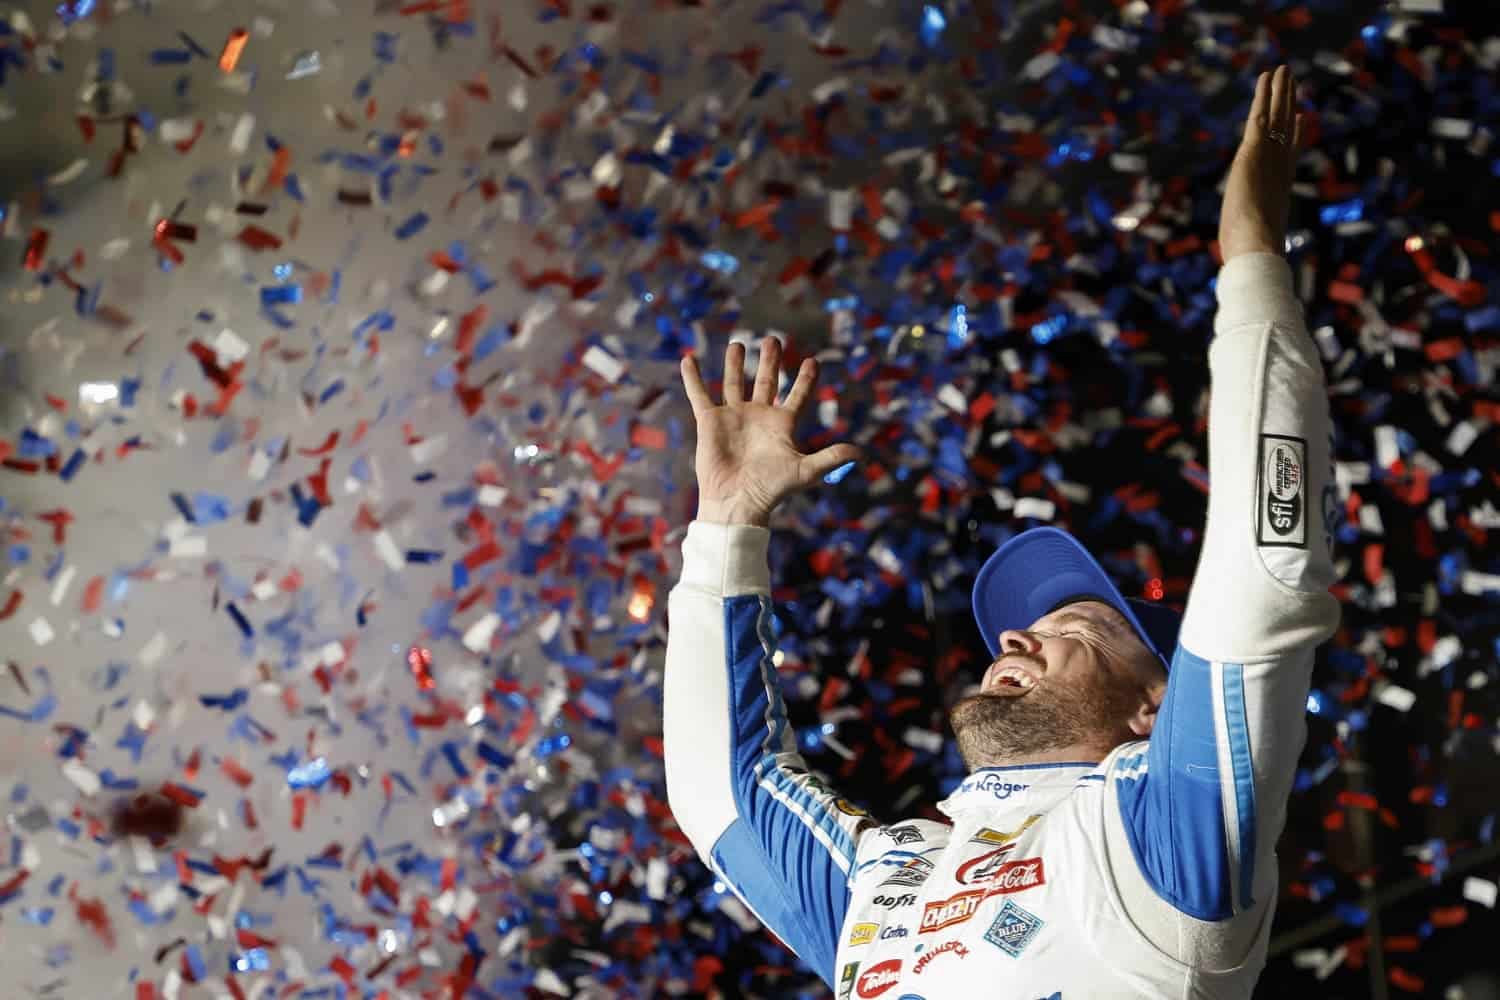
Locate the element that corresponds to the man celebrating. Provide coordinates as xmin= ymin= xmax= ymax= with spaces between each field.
xmin=665 ymin=65 xmax=1339 ymax=999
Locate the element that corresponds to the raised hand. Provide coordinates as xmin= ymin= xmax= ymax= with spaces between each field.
xmin=679 ymin=337 xmax=861 ymax=527
xmin=1219 ymin=64 xmax=1308 ymax=263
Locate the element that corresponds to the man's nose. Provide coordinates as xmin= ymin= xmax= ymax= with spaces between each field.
xmin=998 ymin=629 xmax=1042 ymax=654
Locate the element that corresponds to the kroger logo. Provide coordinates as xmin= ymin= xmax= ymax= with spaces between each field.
xmin=957 ymin=773 xmax=1030 ymax=799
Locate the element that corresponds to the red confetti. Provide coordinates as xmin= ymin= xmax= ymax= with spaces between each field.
xmin=23 ymin=228 xmax=49 ymax=271
xmin=219 ymin=27 xmax=249 ymax=72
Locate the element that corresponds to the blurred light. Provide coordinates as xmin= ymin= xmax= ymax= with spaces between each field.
xmin=919 ymin=5 xmax=946 ymax=47
xmin=1306 ymin=691 xmax=1324 ymax=715
xmin=598 ymin=890 xmax=613 ymax=905
xmin=701 ymin=250 xmax=739 ymax=274
xmin=1318 ymin=198 xmax=1364 ymax=226
xmin=1030 ymin=315 xmax=1066 ymax=344
xmin=823 ymin=460 xmax=856 ymax=485
xmin=627 ymin=575 xmax=655 ymax=623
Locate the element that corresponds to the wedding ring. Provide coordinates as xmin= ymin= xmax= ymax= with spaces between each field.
xmin=1266 ymin=126 xmax=1288 ymax=145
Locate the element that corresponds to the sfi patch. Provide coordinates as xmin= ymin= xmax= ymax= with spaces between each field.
xmin=1258 ymin=433 xmax=1307 ymax=549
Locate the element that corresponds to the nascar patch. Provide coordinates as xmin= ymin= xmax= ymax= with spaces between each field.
xmin=1258 ymin=433 xmax=1308 ymax=548
xmin=847 ymin=922 xmax=879 ymax=947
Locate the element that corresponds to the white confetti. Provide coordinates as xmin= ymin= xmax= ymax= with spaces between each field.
xmin=937 ymin=383 xmax=968 ymax=414
xmin=139 ymin=630 xmax=168 ymax=667
xmin=49 ymin=565 xmax=75 ymax=606
xmin=1445 ymin=420 xmax=1479 ymax=456
xmin=581 ymin=344 xmax=626 ymax=384
xmin=229 ymin=112 xmax=256 ymax=154
xmin=62 ymin=758 xmax=101 ymax=796
xmin=1373 ymin=425 xmax=1400 ymax=468
xmin=28 ymin=617 xmax=54 ymax=646
xmin=828 ymin=188 xmax=853 ymax=230
xmin=1014 ymin=497 xmax=1057 ymax=521
xmin=213 ymin=327 xmax=250 ymax=365
xmin=462 ymin=612 xmax=500 ymax=653
xmin=373 ymin=530 xmax=404 ymax=571
xmin=1460 ymin=570 xmax=1500 ymax=596
xmin=1375 ymin=684 xmax=1416 ymax=712
xmin=1463 ymin=877 xmax=1497 ymax=908
xmin=409 ymin=433 xmax=448 ymax=464
xmin=903 ymin=727 xmax=944 ymax=753
xmin=646 ymin=857 xmax=669 ymax=900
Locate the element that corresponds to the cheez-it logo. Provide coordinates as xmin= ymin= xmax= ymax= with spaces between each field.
xmin=920 ymin=889 xmax=986 ymax=933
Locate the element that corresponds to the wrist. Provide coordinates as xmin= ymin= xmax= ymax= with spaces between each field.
xmin=697 ymin=498 xmax=772 ymax=527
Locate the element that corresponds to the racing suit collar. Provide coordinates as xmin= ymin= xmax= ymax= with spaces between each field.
xmin=935 ymin=761 xmax=1097 ymax=820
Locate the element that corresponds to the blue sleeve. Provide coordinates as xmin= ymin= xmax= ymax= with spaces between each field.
xmin=664 ymin=523 xmax=876 ymax=988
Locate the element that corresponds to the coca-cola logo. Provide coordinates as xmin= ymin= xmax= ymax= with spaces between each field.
xmin=856 ymin=959 xmax=903 ymax=998
xmin=956 ymin=849 xmax=1045 ymax=893
xmin=986 ymin=858 xmax=1045 ymax=894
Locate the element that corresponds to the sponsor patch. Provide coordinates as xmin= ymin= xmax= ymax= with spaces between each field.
xmin=1258 ymin=433 xmax=1307 ymax=548
xmin=847 ymin=922 xmax=879 ymax=947
xmin=920 ymin=889 xmax=986 ymax=933
xmin=838 ymin=962 xmax=860 ymax=1000
xmin=980 ymin=857 xmax=1045 ymax=896
xmin=878 ymin=856 xmax=935 ymax=888
xmin=883 ymin=825 xmax=925 ymax=845
xmin=955 ymin=772 xmax=1030 ymax=800
xmin=880 ymin=924 xmax=909 ymax=940
xmin=970 ymin=815 xmax=1040 ymax=846
xmin=912 ymin=939 xmax=970 ymax=975
xmin=856 ymin=959 xmax=903 ymax=998
xmin=954 ymin=845 xmax=1016 ymax=884
xmin=873 ymin=893 xmax=918 ymax=908
xmin=984 ymin=899 xmax=1045 ymax=958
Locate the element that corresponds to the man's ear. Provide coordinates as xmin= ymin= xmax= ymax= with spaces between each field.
xmin=1127 ymin=680 xmax=1166 ymax=738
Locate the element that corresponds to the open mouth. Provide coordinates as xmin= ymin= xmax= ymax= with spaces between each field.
xmin=985 ymin=663 xmax=1039 ymax=696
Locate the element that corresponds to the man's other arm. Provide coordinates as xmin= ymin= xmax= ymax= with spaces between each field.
xmin=1103 ymin=251 xmax=1342 ymax=969
xmin=664 ymin=520 xmax=879 ymax=989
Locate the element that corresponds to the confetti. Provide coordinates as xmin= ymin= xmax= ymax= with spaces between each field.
xmin=0 ymin=2 xmax=1496 ymax=997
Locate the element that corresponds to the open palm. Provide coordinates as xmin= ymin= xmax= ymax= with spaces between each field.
xmin=680 ymin=338 xmax=860 ymax=526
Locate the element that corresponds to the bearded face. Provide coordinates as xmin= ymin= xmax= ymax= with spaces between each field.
xmin=948 ymin=600 xmax=1166 ymax=770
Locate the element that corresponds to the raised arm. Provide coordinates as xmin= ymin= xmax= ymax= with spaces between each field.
xmin=1098 ymin=66 xmax=1343 ymax=972
xmin=663 ymin=338 xmax=873 ymax=989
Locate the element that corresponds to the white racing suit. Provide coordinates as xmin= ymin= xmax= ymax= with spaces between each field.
xmin=665 ymin=252 xmax=1342 ymax=999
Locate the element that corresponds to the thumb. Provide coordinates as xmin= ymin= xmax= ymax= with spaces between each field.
xmin=800 ymin=443 xmax=862 ymax=485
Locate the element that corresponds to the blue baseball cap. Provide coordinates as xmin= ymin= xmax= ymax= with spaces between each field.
xmin=972 ymin=526 xmax=1182 ymax=673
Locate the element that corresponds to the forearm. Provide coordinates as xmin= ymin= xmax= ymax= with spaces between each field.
xmin=663 ymin=521 xmax=865 ymax=987
xmin=1181 ymin=250 xmax=1341 ymax=659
